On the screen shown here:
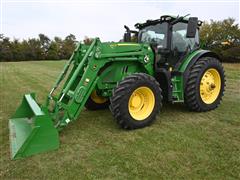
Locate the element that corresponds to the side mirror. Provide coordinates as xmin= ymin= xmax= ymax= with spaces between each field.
xmin=123 ymin=32 xmax=131 ymax=42
xmin=186 ymin=17 xmax=198 ymax=38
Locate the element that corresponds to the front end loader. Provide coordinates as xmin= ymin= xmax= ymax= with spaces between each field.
xmin=9 ymin=15 xmax=225 ymax=159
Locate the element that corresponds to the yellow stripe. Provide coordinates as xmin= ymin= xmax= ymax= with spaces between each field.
xmin=117 ymin=43 xmax=140 ymax=46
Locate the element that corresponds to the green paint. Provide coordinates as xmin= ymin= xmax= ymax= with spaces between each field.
xmin=9 ymin=94 xmax=59 ymax=159
xmin=9 ymin=39 xmax=155 ymax=159
xmin=178 ymin=49 xmax=205 ymax=72
xmin=171 ymin=76 xmax=184 ymax=103
xmin=170 ymin=49 xmax=205 ymax=102
xmin=9 ymin=36 xmax=206 ymax=159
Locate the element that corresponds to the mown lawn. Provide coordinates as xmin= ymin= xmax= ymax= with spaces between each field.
xmin=0 ymin=61 xmax=239 ymax=179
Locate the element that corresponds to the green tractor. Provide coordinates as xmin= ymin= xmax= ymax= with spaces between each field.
xmin=9 ymin=15 xmax=225 ymax=159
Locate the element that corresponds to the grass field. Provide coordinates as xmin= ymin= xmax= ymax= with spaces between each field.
xmin=0 ymin=61 xmax=239 ymax=179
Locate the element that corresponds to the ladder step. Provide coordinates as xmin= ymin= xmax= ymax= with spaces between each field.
xmin=172 ymin=79 xmax=180 ymax=82
xmin=173 ymin=90 xmax=181 ymax=93
xmin=67 ymin=90 xmax=74 ymax=97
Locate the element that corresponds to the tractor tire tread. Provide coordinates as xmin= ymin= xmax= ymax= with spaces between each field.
xmin=110 ymin=73 xmax=162 ymax=130
xmin=184 ymin=57 xmax=225 ymax=112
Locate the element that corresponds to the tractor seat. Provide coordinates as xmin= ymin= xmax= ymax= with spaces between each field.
xmin=172 ymin=32 xmax=188 ymax=52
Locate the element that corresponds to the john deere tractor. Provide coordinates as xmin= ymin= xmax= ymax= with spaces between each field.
xmin=9 ymin=15 xmax=225 ymax=159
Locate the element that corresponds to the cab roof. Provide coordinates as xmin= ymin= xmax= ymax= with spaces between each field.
xmin=135 ymin=15 xmax=203 ymax=29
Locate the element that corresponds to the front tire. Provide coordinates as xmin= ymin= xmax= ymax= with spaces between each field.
xmin=110 ymin=73 xmax=162 ymax=129
xmin=185 ymin=57 xmax=225 ymax=112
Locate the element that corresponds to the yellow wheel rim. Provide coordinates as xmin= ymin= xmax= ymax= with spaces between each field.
xmin=128 ymin=87 xmax=155 ymax=121
xmin=90 ymin=90 xmax=107 ymax=104
xmin=200 ymin=68 xmax=221 ymax=104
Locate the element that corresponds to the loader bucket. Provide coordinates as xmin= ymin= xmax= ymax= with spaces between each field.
xmin=9 ymin=93 xmax=59 ymax=160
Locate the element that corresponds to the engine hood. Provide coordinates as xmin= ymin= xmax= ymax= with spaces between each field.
xmin=101 ymin=42 xmax=143 ymax=53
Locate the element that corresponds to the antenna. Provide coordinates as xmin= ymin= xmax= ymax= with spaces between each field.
xmin=183 ymin=14 xmax=191 ymax=18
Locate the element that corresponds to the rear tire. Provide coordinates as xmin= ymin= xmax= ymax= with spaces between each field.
xmin=110 ymin=73 xmax=162 ymax=129
xmin=184 ymin=57 xmax=225 ymax=112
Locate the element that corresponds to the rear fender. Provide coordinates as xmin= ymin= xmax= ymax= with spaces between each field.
xmin=179 ymin=50 xmax=220 ymax=89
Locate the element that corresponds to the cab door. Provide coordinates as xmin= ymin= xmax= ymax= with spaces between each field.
xmin=168 ymin=22 xmax=200 ymax=70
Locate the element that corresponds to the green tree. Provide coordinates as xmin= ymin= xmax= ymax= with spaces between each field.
xmin=83 ymin=36 xmax=93 ymax=45
xmin=28 ymin=38 xmax=43 ymax=60
xmin=39 ymin=33 xmax=50 ymax=59
xmin=0 ymin=35 xmax=13 ymax=61
xmin=54 ymin=37 xmax=64 ymax=59
xmin=47 ymin=41 xmax=59 ymax=60
xmin=200 ymin=18 xmax=239 ymax=46
xmin=200 ymin=18 xmax=240 ymax=62
xmin=62 ymin=34 xmax=76 ymax=59
xmin=11 ymin=39 xmax=25 ymax=61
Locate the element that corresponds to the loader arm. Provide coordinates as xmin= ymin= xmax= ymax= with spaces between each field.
xmin=46 ymin=38 xmax=104 ymax=129
xmin=9 ymin=38 xmax=153 ymax=159
xmin=46 ymin=38 xmax=152 ymax=130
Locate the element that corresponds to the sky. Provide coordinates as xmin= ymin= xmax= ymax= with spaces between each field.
xmin=1 ymin=0 xmax=239 ymax=42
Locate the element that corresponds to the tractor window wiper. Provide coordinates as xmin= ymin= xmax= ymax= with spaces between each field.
xmin=171 ymin=14 xmax=190 ymax=25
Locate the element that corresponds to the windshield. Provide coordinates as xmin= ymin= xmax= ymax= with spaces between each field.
xmin=138 ymin=22 xmax=168 ymax=48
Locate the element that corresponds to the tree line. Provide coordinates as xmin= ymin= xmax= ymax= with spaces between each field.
xmin=0 ymin=18 xmax=239 ymax=62
xmin=200 ymin=18 xmax=240 ymax=63
xmin=0 ymin=34 xmax=77 ymax=61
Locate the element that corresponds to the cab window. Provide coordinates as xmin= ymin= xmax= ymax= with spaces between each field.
xmin=171 ymin=22 xmax=199 ymax=53
xmin=139 ymin=22 xmax=168 ymax=48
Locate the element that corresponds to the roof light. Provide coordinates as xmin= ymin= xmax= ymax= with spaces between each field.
xmin=165 ymin=17 xmax=171 ymax=21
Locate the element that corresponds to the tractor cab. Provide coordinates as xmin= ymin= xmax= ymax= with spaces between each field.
xmin=124 ymin=15 xmax=202 ymax=70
